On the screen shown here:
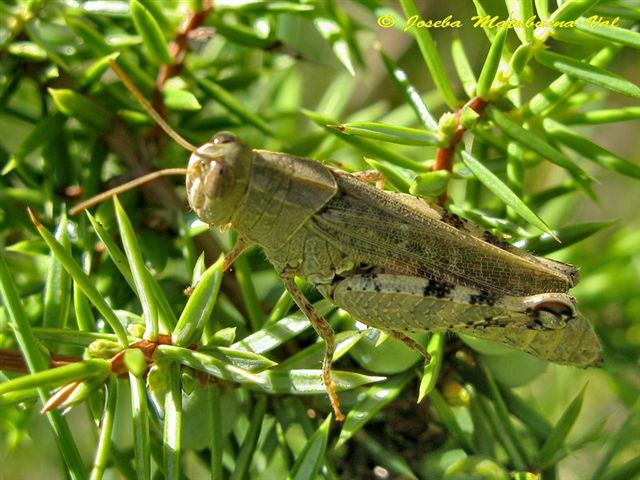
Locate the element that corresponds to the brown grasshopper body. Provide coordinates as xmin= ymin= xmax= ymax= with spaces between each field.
xmin=186 ymin=133 xmax=601 ymax=421
xmin=80 ymin=61 xmax=600 ymax=421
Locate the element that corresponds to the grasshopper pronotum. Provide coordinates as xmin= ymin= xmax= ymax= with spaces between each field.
xmin=73 ymin=60 xmax=602 ymax=421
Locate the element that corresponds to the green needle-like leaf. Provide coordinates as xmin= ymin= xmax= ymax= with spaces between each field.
xmin=136 ymin=0 xmax=173 ymax=33
xmin=162 ymin=87 xmax=202 ymax=111
xmin=0 ymin=359 xmax=110 ymax=395
xmin=130 ymin=0 xmax=173 ymax=65
xmin=305 ymin=110 xmax=427 ymax=171
xmin=263 ymin=369 xmax=384 ymax=394
xmin=600 ymin=457 xmax=640 ymax=480
xmin=233 ymin=252 xmax=264 ymax=331
xmin=232 ymin=300 xmax=335 ymax=354
xmin=276 ymin=331 xmax=363 ymax=371
xmin=483 ymin=362 xmax=530 ymax=466
xmin=515 ymin=221 xmax=614 ymax=254
xmin=43 ymin=213 xmax=72 ymax=329
xmin=575 ymin=17 xmax=640 ymax=49
xmin=379 ymin=49 xmax=438 ymax=129
xmin=114 ymin=197 xmax=158 ymax=340
xmin=547 ymin=0 xmax=601 ymax=25
xmin=207 ymin=383 xmax=223 ymax=480
xmin=196 ymin=76 xmax=275 ymax=136
xmin=87 ymin=212 xmax=177 ymax=331
xmin=536 ymin=50 xmax=640 ymax=99
xmin=451 ymin=37 xmax=478 ymax=97
xmin=543 ymin=118 xmax=640 ymax=180
xmin=418 ymin=333 xmax=444 ymax=402
xmin=589 ymin=400 xmax=640 ymax=480
xmin=461 ymin=150 xmax=559 ymax=241
xmin=314 ymin=17 xmax=356 ymax=75
xmin=560 ymin=106 xmax=640 ymax=125
xmin=6 ymin=113 xmax=64 ymax=172
xmin=337 ymin=370 xmax=413 ymax=447
xmin=290 ymin=414 xmax=332 ymax=480
xmin=355 ymin=430 xmax=419 ymax=480
xmin=487 ymin=106 xmax=592 ymax=183
xmin=197 ymin=346 xmax=278 ymax=373
xmin=476 ymin=27 xmax=508 ymax=99
xmin=231 ymin=396 xmax=267 ymax=480
xmin=32 ymin=328 xmax=122 ymax=347
xmin=163 ymin=362 xmax=182 ymax=480
xmin=399 ymin=0 xmax=460 ymax=108
xmin=523 ymin=44 xmax=621 ymax=117
xmin=211 ymin=16 xmax=276 ymax=49
xmin=430 ymin=388 xmax=475 ymax=452
xmin=332 ymin=122 xmax=442 ymax=146
xmin=500 ymin=387 xmax=552 ymax=441
xmin=90 ymin=377 xmax=118 ymax=480
xmin=157 ymin=345 xmax=276 ymax=380
xmin=81 ymin=52 xmax=121 ymax=88
xmin=0 ymin=254 xmax=86 ymax=479
xmin=30 ymin=213 xmax=129 ymax=345
xmin=49 ymin=88 xmax=111 ymax=130
xmin=538 ymin=384 xmax=588 ymax=468
xmin=63 ymin=15 xmax=111 ymax=55
xmin=172 ymin=255 xmax=224 ymax=346
xmin=507 ymin=0 xmax=535 ymax=42
xmin=130 ymin=370 xmax=151 ymax=480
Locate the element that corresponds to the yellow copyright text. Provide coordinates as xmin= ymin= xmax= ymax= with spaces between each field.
xmin=377 ymin=14 xmax=620 ymax=31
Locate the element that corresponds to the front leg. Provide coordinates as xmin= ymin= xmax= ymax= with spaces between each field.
xmin=281 ymin=275 xmax=344 ymax=421
xmin=222 ymin=236 xmax=251 ymax=272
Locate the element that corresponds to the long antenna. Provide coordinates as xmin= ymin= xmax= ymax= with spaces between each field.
xmin=70 ymin=60 xmax=202 ymax=215
xmin=108 ymin=58 xmax=198 ymax=153
xmin=69 ymin=168 xmax=189 ymax=215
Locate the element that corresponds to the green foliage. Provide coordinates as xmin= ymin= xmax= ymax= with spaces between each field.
xmin=1 ymin=0 xmax=639 ymax=479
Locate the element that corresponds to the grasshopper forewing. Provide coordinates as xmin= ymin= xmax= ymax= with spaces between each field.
xmin=72 ymin=60 xmax=602 ymax=421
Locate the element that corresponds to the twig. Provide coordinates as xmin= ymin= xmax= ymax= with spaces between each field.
xmin=156 ymin=0 xmax=214 ymax=90
xmin=0 ymin=348 xmax=81 ymax=374
xmin=148 ymin=1 xmax=213 ymax=147
xmin=434 ymin=96 xmax=488 ymax=203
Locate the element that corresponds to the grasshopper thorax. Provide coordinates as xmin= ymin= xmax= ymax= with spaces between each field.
xmin=186 ymin=132 xmax=253 ymax=226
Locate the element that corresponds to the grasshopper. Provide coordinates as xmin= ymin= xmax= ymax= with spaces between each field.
xmin=73 ymin=61 xmax=601 ymax=421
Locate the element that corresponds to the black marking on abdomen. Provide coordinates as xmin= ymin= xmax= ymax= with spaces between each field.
xmin=469 ymin=290 xmax=498 ymax=306
xmin=422 ymin=279 xmax=454 ymax=298
xmin=482 ymin=230 xmax=512 ymax=251
xmin=440 ymin=211 xmax=466 ymax=230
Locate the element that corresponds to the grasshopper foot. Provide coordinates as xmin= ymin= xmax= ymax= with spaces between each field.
xmin=389 ymin=330 xmax=431 ymax=364
xmin=322 ymin=355 xmax=345 ymax=422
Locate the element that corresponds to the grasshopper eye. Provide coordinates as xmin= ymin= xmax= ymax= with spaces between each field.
xmin=212 ymin=132 xmax=237 ymax=145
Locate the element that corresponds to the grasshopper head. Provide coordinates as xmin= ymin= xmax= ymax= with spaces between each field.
xmin=186 ymin=132 xmax=253 ymax=225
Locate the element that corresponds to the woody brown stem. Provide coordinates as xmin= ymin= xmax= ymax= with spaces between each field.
xmin=0 ymin=348 xmax=82 ymax=374
xmin=434 ymin=96 xmax=488 ymax=204
xmin=156 ymin=0 xmax=214 ymax=89
xmin=151 ymin=0 xmax=214 ymax=130
xmin=0 ymin=335 xmax=193 ymax=378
